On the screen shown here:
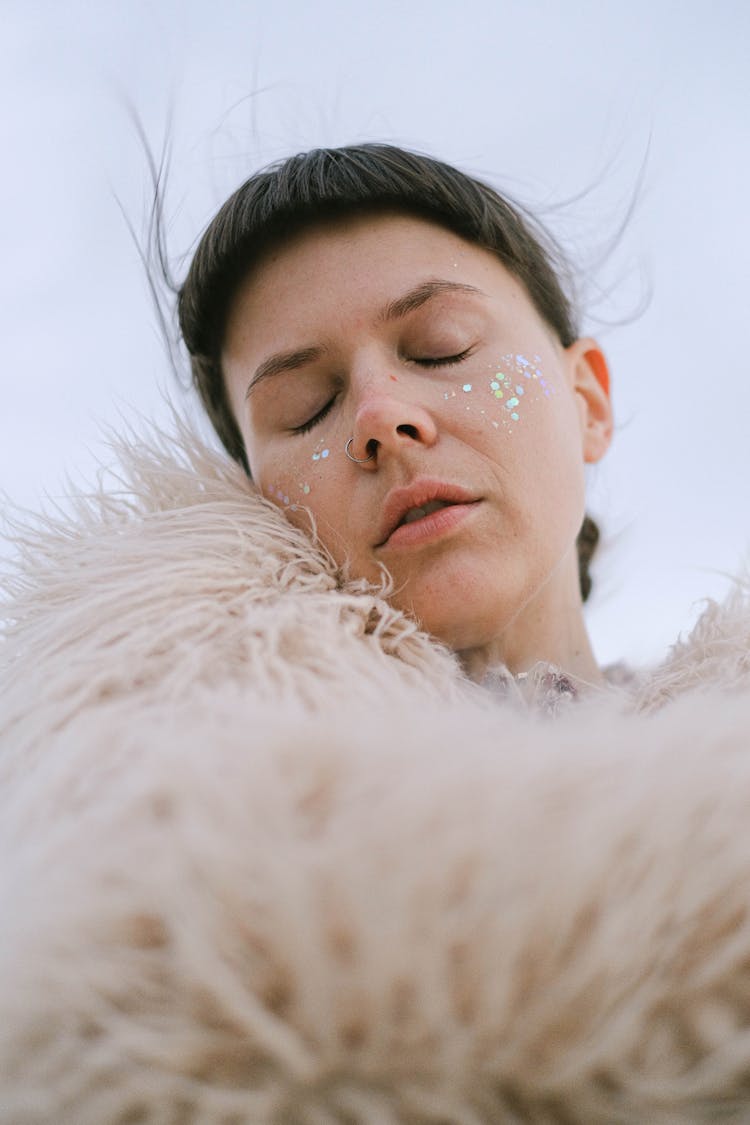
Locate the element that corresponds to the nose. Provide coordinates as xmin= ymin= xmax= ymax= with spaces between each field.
xmin=347 ymin=386 xmax=439 ymax=468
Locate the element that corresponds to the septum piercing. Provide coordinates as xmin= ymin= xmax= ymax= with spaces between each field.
xmin=344 ymin=437 xmax=375 ymax=463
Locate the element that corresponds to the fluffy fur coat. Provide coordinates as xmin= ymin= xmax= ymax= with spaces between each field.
xmin=2 ymin=422 xmax=750 ymax=1124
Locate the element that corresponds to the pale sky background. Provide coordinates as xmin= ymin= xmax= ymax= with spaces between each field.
xmin=1 ymin=0 xmax=748 ymax=670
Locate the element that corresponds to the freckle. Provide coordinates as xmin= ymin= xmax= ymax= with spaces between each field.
xmin=389 ymin=374 xmax=398 ymax=382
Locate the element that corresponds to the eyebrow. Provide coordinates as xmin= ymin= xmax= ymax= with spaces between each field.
xmin=245 ymin=345 xmax=324 ymax=399
xmin=245 ymin=279 xmax=485 ymax=399
xmin=378 ymin=279 xmax=484 ymax=322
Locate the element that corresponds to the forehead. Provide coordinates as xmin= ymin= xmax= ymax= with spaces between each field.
xmin=254 ymin=211 xmax=480 ymax=277
xmin=223 ymin=212 xmax=528 ymax=348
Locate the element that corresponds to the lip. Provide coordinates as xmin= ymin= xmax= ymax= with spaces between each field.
xmin=375 ymin=478 xmax=481 ymax=549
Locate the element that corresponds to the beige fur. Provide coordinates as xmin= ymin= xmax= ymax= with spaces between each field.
xmin=2 ymin=420 xmax=750 ymax=1123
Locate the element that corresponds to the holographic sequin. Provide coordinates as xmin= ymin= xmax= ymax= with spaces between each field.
xmin=442 ymin=351 xmax=553 ymax=433
xmin=268 ymin=485 xmax=290 ymax=505
xmin=483 ymin=353 xmax=555 ymax=431
xmin=311 ymin=443 xmax=331 ymax=462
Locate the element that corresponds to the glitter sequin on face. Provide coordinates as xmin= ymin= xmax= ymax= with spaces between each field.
xmin=266 ymin=477 xmax=312 ymax=511
xmin=441 ymin=351 xmax=554 ymax=431
xmin=487 ymin=353 xmax=555 ymax=425
xmin=512 ymin=353 xmax=555 ymax=397
xmin=311 ymin=439 xmax=331 ymax=463
xmin=268 ymin=485 xmax=290 ymax=505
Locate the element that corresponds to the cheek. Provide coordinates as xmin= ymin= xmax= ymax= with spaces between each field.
xmin=256 ymin=435 xmax=339 ymax=516
xmin=450 ymin=353 xmax=582 ymax=517
xmin=437 ymin=352 xmax=560 ymax=437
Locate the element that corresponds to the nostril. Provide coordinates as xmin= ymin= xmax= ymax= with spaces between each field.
xmin=396 ymin=424 xmax=419 ymax=439
xmin=365 ymin=438 xmax=379 ymax=458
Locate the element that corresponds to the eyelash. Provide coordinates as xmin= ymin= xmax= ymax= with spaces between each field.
xmin=291 ymin=349 xmax=474 ymax=434
xmin=414 ymin=347 xmax=474 ymax=368
xmin=293 ymin=398 xmax=337 ymax=435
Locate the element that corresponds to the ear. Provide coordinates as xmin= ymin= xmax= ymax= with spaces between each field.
xmin=563 ymin=337 xmax=614 ymax=465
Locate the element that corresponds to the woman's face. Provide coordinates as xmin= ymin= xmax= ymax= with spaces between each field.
xmin=222 ymin=213 xmax=612 ymax=652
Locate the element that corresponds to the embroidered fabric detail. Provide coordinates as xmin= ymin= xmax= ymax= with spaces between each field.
xmin=514 ymin=662 xmax=579 ymax=716
xmin=479 ymin=661 xmax=578 ymax=716
xmin=480 ymin=660 xmax=639 ymax=717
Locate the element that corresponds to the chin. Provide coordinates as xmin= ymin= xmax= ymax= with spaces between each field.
xmin=384 ymin=539 xmax=551 ymax=653
xmin=394 ymin=591 xmax=512 ymax=654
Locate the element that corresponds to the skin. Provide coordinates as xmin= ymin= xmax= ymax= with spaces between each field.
xmin=222 ymin=212 xmax=614 ymax=688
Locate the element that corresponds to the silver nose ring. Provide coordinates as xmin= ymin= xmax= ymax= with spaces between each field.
xmin=344 ymin=437 xmax=375 ymax=463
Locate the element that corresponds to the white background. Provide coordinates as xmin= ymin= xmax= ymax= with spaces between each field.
xmin=1 ymin=0 xmax=748 ymax=669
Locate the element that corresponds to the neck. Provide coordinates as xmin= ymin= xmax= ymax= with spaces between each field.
xmin=457 ymin=550 xmax=605 ymax=693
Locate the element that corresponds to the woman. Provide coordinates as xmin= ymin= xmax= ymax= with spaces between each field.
xmin=2 ymin=144 xmax=750 ymax=1123
xmin=178 ymin=143 xmax=616 ymax=702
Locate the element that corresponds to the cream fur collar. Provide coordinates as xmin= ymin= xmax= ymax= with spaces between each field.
xmin=2 ymin=422 xmax=750 ymax=1123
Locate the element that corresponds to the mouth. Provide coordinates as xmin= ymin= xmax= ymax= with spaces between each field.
xmin=400 ymin=498 xmax=454 ymax=525
xmin=376 ymin=480 xmax=481 ymax=549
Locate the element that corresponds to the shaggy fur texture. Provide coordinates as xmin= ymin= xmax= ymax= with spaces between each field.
xmin=2 ymin=423 xmax=750 ymax=1124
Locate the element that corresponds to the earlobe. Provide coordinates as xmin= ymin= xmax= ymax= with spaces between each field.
xmin=565 ymin=337 xmax=614 ymax=464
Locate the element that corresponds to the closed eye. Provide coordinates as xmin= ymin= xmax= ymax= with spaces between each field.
xmin=290 ymin=347 xmax=474 ymax=433
xmin=291 ymin=396 xmax=336 ymax=435
xmin=413 ymin=347 xmax=475 ymax=367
